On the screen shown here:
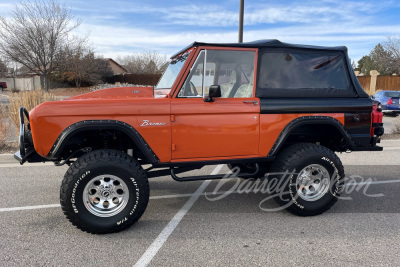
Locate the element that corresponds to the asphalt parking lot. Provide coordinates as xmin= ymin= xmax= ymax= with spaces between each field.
xmin=1 ymin=140 xmax=400 ymax=266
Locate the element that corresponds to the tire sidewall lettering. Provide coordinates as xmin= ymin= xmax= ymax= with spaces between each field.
xmin=71 ymin=171 xmax=90 ymax=213
xmin=288 ymin=155 xmax=341 ymax=210
xmin=69 ymin=166 xmax=142 ymax=226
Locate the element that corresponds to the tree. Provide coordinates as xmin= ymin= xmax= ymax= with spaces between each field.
xmin=370 ymin=43 xmax=394 ymax=75
xmin=351 ymin=60 xmax=357 ymax=70
xmin=384 ymin=36 xmax=400 ymax=74
xmin=357 ymin=55 xmax=375 ymax=75
xmin=0 ymin=59 xmax=7 ymax=77
xmin=57 ymin=39 xmax=113 ymax=87
xmin=116 ymin=51 xmax=168 ymax=74
xmin=0 ymin=0 xmax=80 ymax=91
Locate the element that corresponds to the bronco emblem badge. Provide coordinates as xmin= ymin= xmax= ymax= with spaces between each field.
xmin=141 ymin=120 xmax=166 ymax=126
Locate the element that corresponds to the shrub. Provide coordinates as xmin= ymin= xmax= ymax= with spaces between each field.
xmin=0 ymin=105 xmax=13 ymax=149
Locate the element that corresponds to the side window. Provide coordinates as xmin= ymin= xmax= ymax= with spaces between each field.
xmin=179 ymin=51 xmax=205 ymax=97
xmin=178 ymin=50 xmax=255 ymax=98
xmin=209 ymin=50 xmax=255 ymax=98
xmin=256 ymin=50 xmax=353 ymax=98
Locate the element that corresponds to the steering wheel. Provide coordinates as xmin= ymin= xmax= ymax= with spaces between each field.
xmin=189 ymin=82 xmax=199 ymax=96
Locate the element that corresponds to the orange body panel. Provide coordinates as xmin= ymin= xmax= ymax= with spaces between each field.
xmin=67 ymin=86 xmax=154 ymax=99
xmin=30 ymin=97 xmax=171 ymax=162
xmin=170 ymin=97 xmax=260 ymax=159
xmin=259 ymin=113 xmax=345 ymax=157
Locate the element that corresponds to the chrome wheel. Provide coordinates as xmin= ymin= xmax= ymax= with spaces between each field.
xmin=296 ymin=164 xmax=330 ymax=201
xmin=83 ymin=175 xmax=129 ymax=217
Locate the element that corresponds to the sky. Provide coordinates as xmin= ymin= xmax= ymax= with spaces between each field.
xmin=1 ymin=0 xmax=400 ymax=63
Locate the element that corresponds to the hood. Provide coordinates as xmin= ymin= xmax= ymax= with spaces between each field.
xmin=64 ymin=86 xmax=155 ymax=100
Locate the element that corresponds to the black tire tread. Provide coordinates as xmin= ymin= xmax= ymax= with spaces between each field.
xmin=270 ymin=143 xmax=344 ymax=216
xmin=60 ymin=149 xmax=149 ymax=234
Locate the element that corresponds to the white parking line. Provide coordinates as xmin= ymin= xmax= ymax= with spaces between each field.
xmin=0 ymin=204 xmax=60 ymax=212
xmin=1 ymin=177 xmax=400 ymax=213
xmin=345 ymin=180 xmax=400 ymax=186
xmin=378 ymin=146 xmax=400 ymax=150
xmin=134 ymin=164 xmax=223 ymax=267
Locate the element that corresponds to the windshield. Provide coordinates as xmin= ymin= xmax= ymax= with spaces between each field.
xmin=155 ymin=53 xmax=189 ymax=89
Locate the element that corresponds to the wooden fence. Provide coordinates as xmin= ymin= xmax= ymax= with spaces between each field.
xmin=376 ymin=75 xmax=400 ymax=91
xmin=107 ymin=73 xmax=162 ymax=86
xmin=357 ymin=75 xmax=400 ymax=94
xmin=357 ymin=76 xmax=371 ymax=92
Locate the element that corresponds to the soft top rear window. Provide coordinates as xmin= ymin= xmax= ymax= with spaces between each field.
xmin=384 ymin=92 xmax=400 ymax=98
xmin=256 ymin=50 xmax=356 ymax=98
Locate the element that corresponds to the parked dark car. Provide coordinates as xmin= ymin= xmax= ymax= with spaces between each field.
xmin=0 ymin=81 xmax=6 ymax=91
xmin=372 ymin=90 xmax=400 ymax=115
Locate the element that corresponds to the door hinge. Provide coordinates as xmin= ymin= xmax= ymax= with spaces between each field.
xmin=172 ymin=144 xmax=176 ymax=151
xmin=171 ymin=115 xmax=175 ymax=122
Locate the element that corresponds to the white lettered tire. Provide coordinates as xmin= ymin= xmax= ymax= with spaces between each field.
xmin=270 ymin=143 xmax=344 ymax=216
xmin=60 ymin=149 xmax=149 ymax=234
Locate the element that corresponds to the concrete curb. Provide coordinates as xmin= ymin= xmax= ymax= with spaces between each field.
xmin=0 ymin=153 xmax=16 ymax=164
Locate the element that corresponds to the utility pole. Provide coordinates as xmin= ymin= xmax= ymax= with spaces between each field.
xmin=238 ymin=0 xmax=244 ymax=43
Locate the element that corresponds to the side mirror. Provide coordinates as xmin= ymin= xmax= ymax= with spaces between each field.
xmin=204 ymin=85 xmax=221 ymax=102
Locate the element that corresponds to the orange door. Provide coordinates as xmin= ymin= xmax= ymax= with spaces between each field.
xmin=170 ymin=97 xmax=260 ymax=160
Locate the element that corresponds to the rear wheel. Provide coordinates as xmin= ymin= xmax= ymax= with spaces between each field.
xmin=60 ymin=149 xmax=149 ymax=234
xmin=270 ymin=143 xmax=344 ymax=216
xmin=0 ymin=86 xmax=3 ymax=92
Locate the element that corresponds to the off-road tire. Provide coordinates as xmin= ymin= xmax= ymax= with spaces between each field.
xmin=60 ymin=149 xmax=149 ymax=234
xmin=270 ymin=143 xmax=344 ymax=216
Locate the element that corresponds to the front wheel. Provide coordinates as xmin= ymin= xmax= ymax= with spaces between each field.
xmin=60 ymin=149 xmax=149 ymax=234
xmin=270 ymin=143 xmax=344 ymax=216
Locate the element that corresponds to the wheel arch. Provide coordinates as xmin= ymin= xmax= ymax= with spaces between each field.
xmin=267 ymin=116 xmax=355 ymax=156
xmin=47 ymin=120 xmax=159 ymax=164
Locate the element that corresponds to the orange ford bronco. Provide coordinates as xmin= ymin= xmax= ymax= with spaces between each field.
xmin=15 ymin=40 xmax=384 ymax=233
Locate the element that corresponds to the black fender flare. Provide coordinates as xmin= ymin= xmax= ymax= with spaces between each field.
xmin=267 ymin=116 xmax=355 ymax=156
xmin=46 ymin=120 xmax=159 ymax=163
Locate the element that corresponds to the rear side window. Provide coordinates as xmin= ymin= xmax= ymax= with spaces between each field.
xmin=384 ymin=92 xmax=400 ymax=98
xmin=256 ymin=50 xmax=355 ymax=97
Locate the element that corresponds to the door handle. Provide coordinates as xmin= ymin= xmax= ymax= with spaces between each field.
xmin=243 ymin=100 xmax=258 ymax=105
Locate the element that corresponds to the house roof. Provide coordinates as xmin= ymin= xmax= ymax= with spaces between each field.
xmin=105 ymin=58 xmax=128 ymax=74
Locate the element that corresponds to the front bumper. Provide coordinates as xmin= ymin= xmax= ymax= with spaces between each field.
xmin=14 ymin=107 xmax=46 ymax=164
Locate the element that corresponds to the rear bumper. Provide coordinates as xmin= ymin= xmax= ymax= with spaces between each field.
xmin=382 ymin=105 xmax=400 ymax=112
xmin=382 ymin=110 xmax=400 ymax=113
xmin=351 ymin=146 xmax=383 ymax=151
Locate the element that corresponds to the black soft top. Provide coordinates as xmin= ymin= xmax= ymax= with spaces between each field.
xmin=171 ymin=39 xmax=347 ymax=59
xmin=172 ymin=39 xmax=368 ymax=98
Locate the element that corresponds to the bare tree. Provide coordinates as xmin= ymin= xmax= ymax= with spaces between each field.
xmin=116 ymin=51 xmax=168 ymax=74
xmin=384 ymin=36 xmax=400 ymax=74
xmin=0 ymin=0 xmax=80 ymax=91
xmin=57 ymin=37 xmax=90 ymax=88
xmin=0 ymin=59 xmax=7 ymax=77
xmin=370 ymin=43 xmax=394 ymax=75
xmin=57 ymin=38 xmax=113 ymax=87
